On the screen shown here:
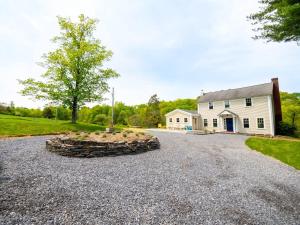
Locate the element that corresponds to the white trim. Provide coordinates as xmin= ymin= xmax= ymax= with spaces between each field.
xmin=268 ymin=95 xmax=275 ymax=136
xmin=256 ymin=117 xmax=265 ymax=129
xmin=233 ymin=117 xmax=236 ymax=132
xmin=244 ymin=97 xmax=253 ymax=107
xmin=165 ymin=109 xmax=199 ymax=117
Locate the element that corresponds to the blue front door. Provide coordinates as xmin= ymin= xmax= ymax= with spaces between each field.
xmin=226 ymin=118 xmax=233 ymax=132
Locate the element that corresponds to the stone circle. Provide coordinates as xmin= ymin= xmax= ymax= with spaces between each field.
xmin=46 ymin=135 xmax=160 ymax=157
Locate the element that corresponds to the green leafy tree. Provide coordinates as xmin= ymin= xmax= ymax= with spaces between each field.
xmin=43 ymin=107 xmax=54 ymax=119
xmin=145 ymin=94 xmax=161 ymax=127
xmin=19 ymin=14 xmax=119 ymax=123
xmin=281 ymin=92 xmax=300 ymax=128
xmin=249 ymin=0 xmax=300 ymax=43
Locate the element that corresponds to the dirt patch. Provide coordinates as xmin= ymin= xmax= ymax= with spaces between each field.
xmin=69 ymin=130 xmax=151 ymax=142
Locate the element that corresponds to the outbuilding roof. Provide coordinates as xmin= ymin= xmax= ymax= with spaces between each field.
xmin=198 ymin=82 xmax=273 ymax=103
xmin=165 ymin=109 xmax=198 ymax=116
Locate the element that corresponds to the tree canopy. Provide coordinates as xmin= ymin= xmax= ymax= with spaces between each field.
xmin=19 ymin=14 xmax=119 ymax=123
xmin=249 ymin=0 xmax=300 ymax=43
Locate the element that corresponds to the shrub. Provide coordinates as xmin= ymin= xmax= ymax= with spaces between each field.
xmin=95 ymin=131 xmax=100 ymax=135
xmin=122 ymin=133 xmax=127 ymax=137
xmin=102 ymin=134 xmax=107 ymax=138
xmin=276 ymin=121 xmax=296 ymax=136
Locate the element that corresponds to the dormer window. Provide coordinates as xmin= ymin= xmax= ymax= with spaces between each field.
xmin=224 ymin=100 xmax=230 ymax=108
xmin=208 ymin=101 xmax=213 ymax=109
xmin=245 ymin=98 xmax=252 ymax=107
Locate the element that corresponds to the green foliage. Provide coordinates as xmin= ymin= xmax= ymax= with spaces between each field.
xmin=19 ymin=14 xmax=119 ymax=123
xmin=0 ymin=114 xmax=104 ymax=137
xmin=246 ymin=137 xmax=300 ymax=170
xmin=249 ymin=0 xmax=300 ymax=43
xmin=281 ymin=92 xmax=300 ymax=129
xmin=145 ymin=94 xmax=161 ymax=127
xmin=42 ymin=107 xmax=54 ymax=119
xmin=276 ymin=121 xmax=296 ymax=136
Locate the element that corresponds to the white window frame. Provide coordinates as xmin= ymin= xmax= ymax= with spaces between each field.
xmin=224 ymin=100 xmax=230 ymax=108
xmin=176 ymin=118 xmax=180 ymax=123
xmin=223 ymin=118 xmax=227 ymax=130
xmin=213 ymin=118 xmax=218 ymax=127
xmin=208 ymin=101 xmax=213 ymax=110
xmin=245 ymin=98 xmax=252 ymax=107
xmin=243 ymin=118 xmax=249 ymax=128
xmin=257 ymin=117 xmax=265 ymax=129
xmin=203 ymin=119 xmax=208 ymax=127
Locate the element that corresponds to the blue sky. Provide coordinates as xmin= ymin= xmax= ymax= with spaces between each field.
xmin=0 ymin=0 xmax=299 ymax=108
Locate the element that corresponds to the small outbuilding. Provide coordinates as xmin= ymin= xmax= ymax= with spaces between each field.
xmin=165 ymin=109 xmax=201 ymax=130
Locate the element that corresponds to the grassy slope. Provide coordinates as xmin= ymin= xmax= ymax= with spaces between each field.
xmin=0 ymin=114 xmax=105 ymax=137
xmin=246 ymin=137 xmax=300 ymax=170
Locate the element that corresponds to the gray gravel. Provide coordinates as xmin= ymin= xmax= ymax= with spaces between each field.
xmin=0 ymin=132 xmax=299 ymax=225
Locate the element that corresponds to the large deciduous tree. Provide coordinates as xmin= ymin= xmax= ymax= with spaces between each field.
xmin=19 ymin=14 xmax=119 ymax=123
xmin=145 ymin=94 xmax=161 ymax=127
xmin=249 ymin=0 xmax=300 ymax=43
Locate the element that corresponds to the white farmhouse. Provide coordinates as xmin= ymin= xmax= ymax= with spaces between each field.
xmin=165 ymin=78 xmax=282 ymax=136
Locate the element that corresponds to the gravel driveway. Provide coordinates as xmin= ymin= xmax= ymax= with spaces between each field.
xmin=0 ymin=132 xmax=299 ymax=225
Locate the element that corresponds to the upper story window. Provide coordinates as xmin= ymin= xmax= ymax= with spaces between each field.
xmin=245 ymin=98 xmax=252 ymax=107
xmin=176 ymin=118 xmax=180 ymax=123
xmin=213 ymin=119 xmax=218 ymax=127
xmin=243 ymin=118 xmax=249 ymax=128
xmin=208 ymin=101 xmax=213 ymax=109
xmin=204 ymin=119 xmax=208 ymax=127
xmin=184 ymin=118 xmax=188 ymax=123
xmin=169 ymin=118 xmax=172 ymax=123
xmin=257 ymin=118 xmax=264 ymax=128
xmin=224 ymin=100 xmax=230 ymax=108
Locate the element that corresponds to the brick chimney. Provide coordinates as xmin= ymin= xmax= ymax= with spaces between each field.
xmin=271 ymin=77 xmax=282 ymax=133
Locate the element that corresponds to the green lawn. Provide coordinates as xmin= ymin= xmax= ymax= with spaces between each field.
xmin=246 ymin=137 xmax=300 ymax=170
xmin=0 ymin=114 xmax=105 ymax=137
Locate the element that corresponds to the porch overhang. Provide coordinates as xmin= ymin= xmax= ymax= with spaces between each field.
xmin=217 ymin=109 xmax=238 ymax=118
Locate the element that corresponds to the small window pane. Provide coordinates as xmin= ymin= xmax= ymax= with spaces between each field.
xmin=246 ymin=98 xmax=252 ymax=107
xmin=224 ymin=118 xmax=227 ymax=130
xmin=209 ymin=101 xmax=213 ymax=109
xmin=257 ymin=118 xmax=264 ymax=128
xmin=169 ymin=118 xmax=172 ymax=122
xmin=184 ymin=118 xmax=188 ymax=122
xmin=224 ymin=100 xmax=230 ymax=108
xmin=204 ymin=119 xmax=208 ymax=127
xmin=176 ymin=118 xmax=180 ymax=123
xmin=213 ymin=119 xmax=218 ymax=127
xmin=243 ymin=118 xmax=249 ymax=128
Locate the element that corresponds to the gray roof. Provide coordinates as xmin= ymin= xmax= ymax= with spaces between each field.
xmin=198 ymin=82 xmax=273 ymax=103
xmin=179 ymin=109 xmax=198 ymax=114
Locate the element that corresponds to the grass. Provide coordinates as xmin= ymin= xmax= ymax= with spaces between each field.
xmin=245 ymin=137 xmax=300 ymax=170
xmin=0 ymin=114 xmax=105 ymax=137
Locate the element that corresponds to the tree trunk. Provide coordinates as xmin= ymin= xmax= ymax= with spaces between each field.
xmin=71 ymin=97 xmax=78 ymax=124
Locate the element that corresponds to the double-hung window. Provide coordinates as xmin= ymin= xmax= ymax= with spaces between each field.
xmin=169 ymin=118 xmax=172 ymax=123
xmin=176 ymin=118 xmax=180 ymax=123
xmin=257 ymin=118 xmax=264 ymax=128
xmin=208 ymin=101 xmax=213 ymax=109
xmin=224 ymin=100 xmax=230 ymax=108
xmin=245 ymin=98 xmax=252 ymax=107
xmin=213 ymin=119 xmax=218 ymax=127
xmin=184 ymin=118 xmax=188 ymax=123
xmin=204 ymin=119 xmax=208 ymax=127
xmin=243 ymin=118 xmax=249 ymax=128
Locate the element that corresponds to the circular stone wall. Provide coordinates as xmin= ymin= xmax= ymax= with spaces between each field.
xmin=46 ymin=136 xmax=160 ymax=157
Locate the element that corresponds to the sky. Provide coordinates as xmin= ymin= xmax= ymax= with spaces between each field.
xmin=0 ymin=0 xmax=299 ymax=108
